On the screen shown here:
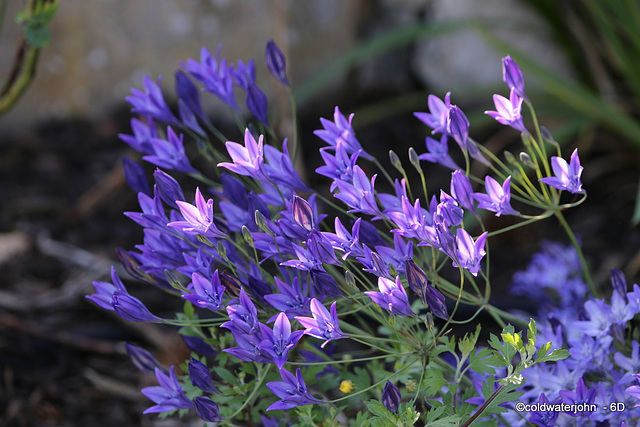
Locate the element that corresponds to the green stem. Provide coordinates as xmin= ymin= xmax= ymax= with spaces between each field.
xmin=226 ymin=363 xmax=272 ymax=419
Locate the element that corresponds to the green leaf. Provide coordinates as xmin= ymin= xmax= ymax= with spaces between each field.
xmin=24 ymin=26 xmax=51 ymax=48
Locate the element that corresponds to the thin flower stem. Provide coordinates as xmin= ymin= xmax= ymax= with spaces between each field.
xmin=226 ymin=363 xmax=272 ymax=420
xmin=288 ymin=352 xmax=414 ymax=366
xmin=460 ymin=385 xmax=505 ymax=427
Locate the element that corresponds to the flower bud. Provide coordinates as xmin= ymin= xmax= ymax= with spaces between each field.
xmin=447 ymin=105 xmax=470 ymax=149
xmin=125 ymin=343 xmax=167 ymax=375
xmin=339 ymin=380 xmax=356 ymax=394
xmin=502 ymin=55 xmax=526 ymax=99
xmin=292 ymin=195 xmax=314 ymax=232
xmin=382 ymin=381 xmax=401 ymax=414
xmin=194 ymin=396 xmax=223 ymax=422
xmin=188 ymin=358 xmax=219 ymax=394
xmin=405 ymin=379 xmax=418 ymax=394
xmin=611 ymin=268 xmax=627 ymax=297
xmin=265 ymin=40 xmax=289 ymax=87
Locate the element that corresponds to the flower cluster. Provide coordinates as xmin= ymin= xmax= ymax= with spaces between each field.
xmin=86 ymin=40 xmax=636 ymax=426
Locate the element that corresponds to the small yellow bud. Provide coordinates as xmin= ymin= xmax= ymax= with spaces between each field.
xmin=339 ymin=380 xmax=356 ymax=394
xmin=405 ymin=379 xmax=418 ymax=393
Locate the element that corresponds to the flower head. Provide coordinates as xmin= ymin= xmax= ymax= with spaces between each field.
xmin=259 ymin=312 xmax=304 ymax=369
xmin=266 ymin=368 xmax=319 ymax=411
xmin=142 ymin=366 xmax=194 ymax=414
xmin=414 ymin=92 xmax=451 ymax=135
xmin=218 ymin=129 xmax=267 ymax=181
xmin=295 ymin=299 xmax=346 ymax=347
xmin=168 ymin=188 xmax=227 ymax=238
xmin=183 ymin=271 xmax=226 ymax=312
xmin=314 ymin=107 xmax=372 ymax=160
xmin=502 ymin=54 xmax=527 ymax=99
xmin=265 ymin=40 xmax=289 ymax=86
xmin=382 ymin=381 xmax=401 ymax=414
xmin=474 ymin=176 xmax=520 ymax=216
xmin=454 ymin=229 xmax=488 ymax=276
xmin=365 ymin=276 xmax=414 ymax=316
xmin=539 ymin=148 xmax=584 ymax=194
xmin=485 ymin=88 xmax=528 ymax=134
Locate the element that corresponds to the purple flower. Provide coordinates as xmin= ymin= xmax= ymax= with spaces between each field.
xmin=194 ymin=396 xmax=223 ymax=422
xmin=418 ymin=135 xmax=460 ymax=170
xmin=264 ymin=142 xmax=310 ymax=192
xmin=144 ymin=126 xmax=197 ymax=173
xmin=125 ymin=343 xmax=167 ymax=375
xmin=218 ymin=129 xmax=267 ymax=181
xmin=474 ymin=176 xmax=520 ymax=216
xmin=246 ymin=83 xmax=269 ymax=126
xmin=125 ymin=76 xmax=179 ymax=125
xmin=291 ymin=195 xmax=314 ymax=233
xmin=223 ymin=325 xmax=269 ymax=363
xmin=295 ymin=299 xmax=346 ymax=348
xmin=447 ymin=105 xmax=470 ymax=149
xmin=454 ymin=229 xmax=488 ymax=276
xmin=365 ymin=276 xmax=414 ymax=316
xmin=485 ymin=88 xmax=528 ymax=134
xmin=119 ymin=118 xmax=157 ymax=156
xmin=322 ymin=217 xmax=363 ymax=260
xmin=382 ymin=381 xmax=401 ymax=414
xmin=450 ymin=170 xmax=476 ymax=213
xmin=153 ymin=169 xmax=185 ymax=210
xmin=175 ymin=69 xmax=205 ymax=121
xmin=182 ymin=271 xmax=226 ymax=312
xmin=122 ymin=157 xmax=151 ymax=196
xmin=142 ymin=366 xmax=194 ymax=414
xmin=539 ymin=148 xmax=584 ymax=194
xmin=314 ymin=107 xmax=373 ymax=160
xmin=528 ymin=393 xmax=559 ymax=426
xmin=223 ymin=288 xmax=260 ymax=335
xmin=502 ymin=54 xmax=527 ymax=99
xmin=259 ymin=312 xmax=304 ymax=369
xmin=168 ymin=187 xmax=227 ymax=238
xmin=182 ymin=45 xmax=239 ymax=110
xmin=316 ymin=142 xmax=360 ymax=191
xmin=266 ymin=367 xmax=319 ymax=411
xmin=188 ymin=357 xmax=219 ymax=394
xmin=334 ymin=166 xmax=381 ymax=217
xmin=559 ymin=377 xmax=597 ymax=417
xmin=414 ymin=92 xmax=451 ymax=135
xmin=626 ymin=374 xmax=640 ymax=406
xmin=265 ymin=40 xmax=289 ymax=86
xmin=264 ymin=277 xmax=311 ymax=318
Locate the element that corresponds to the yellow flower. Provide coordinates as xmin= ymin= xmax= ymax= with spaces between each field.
xmin=339 ymin=380 xmax=356 ymax=394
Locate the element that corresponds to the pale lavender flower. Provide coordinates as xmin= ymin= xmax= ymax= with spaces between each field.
xmin=454 ymin=229 xmax=488 ymax=276
xmin=266 ymin=367 xmax=319 ymax=411
xmin=142 ymin=366 xmax=194 ymax=414
xmin=474 ymin=176 xmax=520 ymax=216
xmin=365 ymin=276 xmax=414 ymax=316
xmin=539 ymin=148 xmax=584 ymax=194
xmin=382 ymin=381 xmax=401 ymax=414
xmin=485 ymin=88 xmax=528 ymax=134
xmin=182 ymin=271 xmax=226 ymax=312
xmin=502 ymin=54 xmax=527 ymax=99
xmin=259 ymin=312 xmax=304 ymax=369
xmin=265 ymin=40 xmax=289 ymax=86
xmin=168 ymin=188 xmax=227 ymax=238
xmin=414 ymin=92 xmax=451 ymax=135
xmin=218 ymin=129 xmax=267 ymax=181
xmin=314 ymin=107 xmax=373 ymax=160
xmin=295 ymin=299 xmax=346 ymax=348
xmin=322 ymin=217 xmax=363 ymax=260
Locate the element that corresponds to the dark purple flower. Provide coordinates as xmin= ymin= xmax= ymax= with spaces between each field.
xmin=454 ymin=229 xmax=488 ymax=276
xmin=485 ymin=88 xmax=528 ymax=134
xmin=188 ymin=357 xmax=219 ymax=394
xmin=539 ymin=148 xmax=584 ymax=194
xmin=126 ymin=75 xmax=179 ymax=125
xmin=265 ymin=40 xmax=289 ymax=87
xmin=414 ymin=92 xmax=451 ymax=135
xmin=405 ymin=259 xmax=428 ymax=301
xmin=387 ymin=196 xmax=434 ymax=244
xmin=559 ymin=377 xmax=597 ymax=417
xmin=502 ymin=54 xmax=527 ymax=99
xmin=264 ymin=142 xmax=310 ymax=192
xmin=259 ymin=312 xmax=304 ymax=369
xmin=314 ymin=107 xmax=373 ymax=160
xmin=528 ymin=393 xmax=559 ymax=427
xmin=418 ymin=135 xmax=460 ymax=171
xmin=119 ymin=118 xmax=157 ymax=155
xmin=142 ymin=366 xmax=194 ymax=414
xmin=223 ymin=325 xmax=269 ymax=363
xmin=181 ymin=334 xmax=218 ymax=357
xmin=183 ymin=271 xmax=226 ymax=312
xmin=435 ymin=191 xmax=463 ymax=227
xmin=122 ymin=157 xmax=151 ymax=196
xmin=264 ymin=277 xmax=311 ymax=318
xmin=125 ymin=343 xmax=167 ymax=375
xmin=194 ymin=396 xmax=223 ymax=422
xmin=306 ymin=230 xmax=340 ymax=266
xmin=365 ymin=276 xmax=414 ymax=316
xmin=424 ymin=284 xmax=448 ymax=319
xmin=218 ymin=129 xmax=267 ymax=181
xmin=446 ymin=105 xmax=470 ymax=149
xmin=357 ymin=245 xmax=392 ymax=279
xmin=153 ymin=169 xmax=184 ymax=210
xmin=611 ymin=268 xmax=628 ymax=297
xmin=295 ymin=299 xmax=346 ymax=348
xmin=168 ymin=187 xmax=227 ymax=238
xmin=175 ymin=69 xmax=205 ymax=121
xmin=474 ymin=175 xmax=520 ymax=216
xmin=266 ymin=367 xmax=319 ymax=411
xmin=246 ymin=83 xmax=269 ymax=126
xmin=112 ymin=291 xmax=163 ymax=322
xmin=382 ymin=381 xmax=401 ymax=414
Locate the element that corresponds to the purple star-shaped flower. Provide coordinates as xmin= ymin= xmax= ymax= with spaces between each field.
xmin=414 ymin=92 xmax=451 ymax=135
xmin=559 ymin=377 xmax=597 ymax=418
xmin=334 ymin=166 xmax=381 ymax=217
xmin=218 ymin=129 xmax=267 ymax=181
xmin=454 ymin=229 xmax=488 ymax=276
xmin=539 ymin=148 xmax=584 ymax=194
xmin=142 ymin=366 xmax=194 ymax=414
xmin=474 ymin=175 xmax=520 ymax=216
xmin=168 ymin=187 xmax=227 ymax=238
xmin=266 ymin=367 xmax=319 ymax=411
xmin=295 ymin=299 xmax=346 ymax=348
xmin=259 ymin=312 xmax=304 ymax=369
xmin=365 ymin=276 xmax=414 ymax=317
xmin=223 ymin=288 xmax=260 ymax=335
xmin=418 ymin=135 xmax=460 ymax=170
xmin=485 ymin=88 xmax=528 ymax=134
xmin=182 ymin=271 xmax=226 ymax=312
xmin=314 ymin=107 xmax=372 ymax=160
xmin=126 ymin=75 xmax=179 ymax=126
